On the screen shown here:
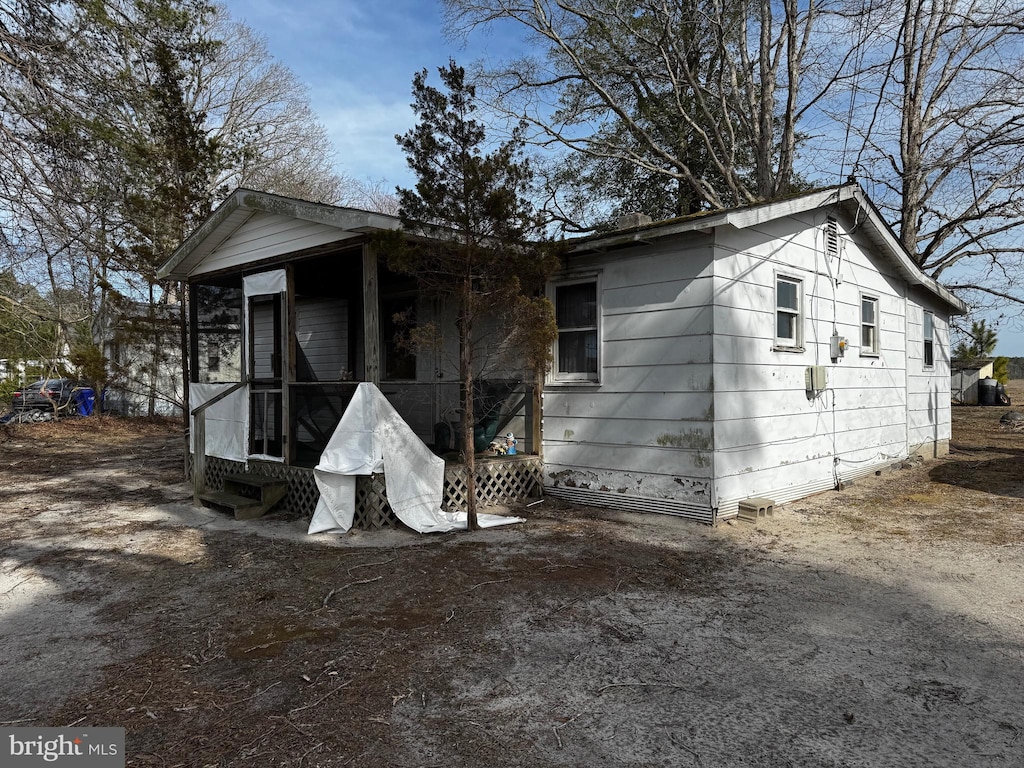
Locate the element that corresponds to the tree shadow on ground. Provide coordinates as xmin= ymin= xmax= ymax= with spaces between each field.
xmin=929 ymin=456 xmax=1024 ymax=499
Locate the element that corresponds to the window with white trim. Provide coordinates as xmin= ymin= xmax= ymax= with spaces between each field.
xmin=923 ymin=311 xmax=934 ymax=367
xmin=775 ymin=275 xmax=803 ymax=350
xmin=553 ymin=279 xmax=599 ymax=381
xmin=861 ymin=295 xmax=880 ymax=355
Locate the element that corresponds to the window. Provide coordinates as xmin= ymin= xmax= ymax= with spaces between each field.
xmin=775 ymin=275 xmax=803 ymax=349
xmin=923 ymin=311 xmax=934 ymax=367
xmin=192 ymin=279 xmax=242 ymax=383
xmin=861 ymin=296 xmax=879 ymax=355
xmin=553 ymin=279 xmax=599 ymax=381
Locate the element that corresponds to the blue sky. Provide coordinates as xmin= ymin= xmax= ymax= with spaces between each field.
xmin=219 ymin=0 xmax=520 ymax=189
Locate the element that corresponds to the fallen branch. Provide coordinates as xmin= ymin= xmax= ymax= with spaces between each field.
xmin=669 ymin=732 xmax=704 ymax=766
xmin=465 ymin=577 xmax=512 ymax=592
xmin=269 ymin=715 xmax=311 ymax=737
xmin=322 ymin=576 xmax=384 ymax=608
xmin=552 ymin=711 xmax=591 ymax=749
xmin=297 ymin=740 xmax=325 ymax=768
xmin=220 ymin=681 xmax=281 ymax=708
xmin=289 ymin=679 xmax=353 ymax=716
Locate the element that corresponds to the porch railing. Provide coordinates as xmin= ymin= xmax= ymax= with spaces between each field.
xmin=191 ymin=379 xmax=247 ymax=505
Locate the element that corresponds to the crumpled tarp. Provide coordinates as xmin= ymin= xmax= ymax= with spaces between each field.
xmin=308 ymin=383 xmax=523 ymax=534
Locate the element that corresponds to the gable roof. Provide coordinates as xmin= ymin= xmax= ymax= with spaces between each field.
xmin=568 ymin=183 xmax=967 ymax=315
xmin=157 ymin=188 xmax=401 ymax=281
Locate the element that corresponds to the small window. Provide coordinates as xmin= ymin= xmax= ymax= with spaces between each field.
xmin=553 ymin=279 xmax=599 ymax=381
xmin=775 ymin=275 xmax=803 ymax=350
xmin=861 ymin=296 xmax=879 ymax=356
xmin=923 ymin=311 xmax=934 ymax=368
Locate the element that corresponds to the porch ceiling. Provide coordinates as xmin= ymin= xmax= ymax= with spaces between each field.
xmin=158 ymin=188 xmax=401 ymax=281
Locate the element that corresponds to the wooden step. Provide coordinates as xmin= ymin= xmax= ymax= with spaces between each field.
xmin=198 ymin=489 xmax=269 ymax=520
xmin=200 ymin=473 xmax=288 ymax=520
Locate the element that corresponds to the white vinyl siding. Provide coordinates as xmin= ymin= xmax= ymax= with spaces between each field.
xmin=713 ymin=212 xmax=911 ymax=517
xmin=296 ymin=298 xmax=349 ymax=381
xmin=544 ymin=237 xmax=716 ymax=520
xmin=190 ymin=212 xmax=358 ymax=278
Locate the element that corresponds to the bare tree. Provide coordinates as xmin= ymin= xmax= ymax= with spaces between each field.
xmin=193 ymin=10 xmax=350 ymax=204
xmin=443 ymin=0 xmax=846 ymax=216
xmin=340 ymin=177 xmax=402 ymax=216
xmin=845 ymin=0 xmax=1024 ymax=310
xmin=0 ymin=1 xmax=354 ymax=414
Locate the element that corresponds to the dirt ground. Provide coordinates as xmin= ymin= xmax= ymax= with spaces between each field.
xmin=0 ymin=392 xmax=1022 ymax=768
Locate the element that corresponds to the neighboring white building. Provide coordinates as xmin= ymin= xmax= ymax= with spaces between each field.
xmin=950 ymin=359 xmax=994 ymax=405
xmin=543 ymin=184 xmax=966 ymax=522
xmin=95 ymin=300 xmax=183 ymax=417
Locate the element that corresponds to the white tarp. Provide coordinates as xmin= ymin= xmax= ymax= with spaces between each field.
xmin=308 ymin=382 xmax=523 ymax=534
xmin=190 ymin=382 xmax=247 ymax=461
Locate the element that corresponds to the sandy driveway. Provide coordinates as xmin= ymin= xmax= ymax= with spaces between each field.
xmin=0 ymin=410 xmax=1021 ymax=767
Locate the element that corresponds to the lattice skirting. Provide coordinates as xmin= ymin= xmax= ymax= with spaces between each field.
xmin=188 ymin=453 xmax=543 ymax=530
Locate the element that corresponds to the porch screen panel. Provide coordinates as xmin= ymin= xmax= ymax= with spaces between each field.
xmin=193 ymin=282 xmax=242 ymax=383
xmin=251 ymin=300 xmax=277 ymax=380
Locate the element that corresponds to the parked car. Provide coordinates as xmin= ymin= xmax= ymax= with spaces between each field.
xmin=11 ymin=378 xmax=92 ymax=413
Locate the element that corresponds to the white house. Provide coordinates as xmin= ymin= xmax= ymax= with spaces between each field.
xmin=160 ymin=184 xmax=964 ymax=525
xmin=543 ymin=183 xmax=966 ymax=522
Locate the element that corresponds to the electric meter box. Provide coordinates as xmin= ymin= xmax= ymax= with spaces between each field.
xmin=830 ymin=334 xmax=847 ymax=360
xmin=805 ymin=365 xmax=827 ymax=393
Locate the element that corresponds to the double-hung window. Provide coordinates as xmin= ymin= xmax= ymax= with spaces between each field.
xmin=861 ymin=295 xmax=880 ymax=356
xmin=553 ymin=279 xmax=599 ymax=381
xmin=923 ymin=311 xmax=934 ymax=367
xmin=775 ymin=275 xmax=803 ymax=350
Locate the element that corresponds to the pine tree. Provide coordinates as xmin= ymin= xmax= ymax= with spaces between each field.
xmin=388 ymin=61 xmax=560 ymax=529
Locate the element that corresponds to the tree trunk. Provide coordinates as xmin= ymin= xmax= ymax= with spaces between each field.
xmin=179 ymin=280 xmax=190 ymax=431
xmin=460 ymin=275 xmax=478 ymax=530
xmin=147 ymin=283 xmax=158 ymax=417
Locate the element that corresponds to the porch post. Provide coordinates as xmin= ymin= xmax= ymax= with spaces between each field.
xmin=362 ymin=242 xmax=381 ymax=386
xmin=283 ymin=263 xmax=296 ymax=464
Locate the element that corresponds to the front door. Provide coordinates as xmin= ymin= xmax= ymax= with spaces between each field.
xmin=249 ymin=294 xmax=283 ymax=457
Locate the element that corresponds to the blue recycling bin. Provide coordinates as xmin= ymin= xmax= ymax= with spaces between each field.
xmin=75 ymin=387 xmax=96 ymax=416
